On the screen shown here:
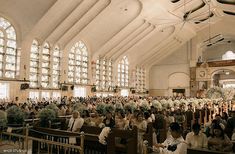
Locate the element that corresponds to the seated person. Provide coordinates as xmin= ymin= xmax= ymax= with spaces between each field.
xmin=186 ymin=123 xmax=208 ymax=149
xmin=154 ymin=122 xmax=187 ymax=154
xmin=208 ymin=123 xmax=232 ymax=152
xmin=103 ymin=111 xmax=115 ymax=128
xmin=67 ymin=111 xmax=84 ymax=132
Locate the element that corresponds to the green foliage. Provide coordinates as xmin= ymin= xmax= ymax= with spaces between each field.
xmin=0 ymin=110 xmax=7 ymax=128
xmin=46 ymin=103 xmax=59 ymax=116
xmin=72 ymin=103 xmax=87 ymax=113
xmin=105 ymin=104 xmax=115 ymax=113
xmin=124 ymin=101 xmax=137 ymax=113
xmin=38 ymin=108 xmax=56 ymax=127
xmin=6 ymin=106 xmax=25 ymax=125
xmin=96 ymin=102 xmax=106 ymax=115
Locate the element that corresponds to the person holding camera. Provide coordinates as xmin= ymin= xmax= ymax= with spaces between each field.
xmin=154 ymin=122 xmax=187 ymax=154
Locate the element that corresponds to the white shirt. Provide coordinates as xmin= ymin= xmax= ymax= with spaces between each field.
xmin=159 ymin=135 xmax=187 ymax=154
xmin=186 ymin=132 xmax=208 ymax=149
xmin=68 ymin=117 xmax=84 ymax=132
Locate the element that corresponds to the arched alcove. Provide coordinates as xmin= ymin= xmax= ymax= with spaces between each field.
xmin=211 ymin=69 xmax=235 ymax=88
xmin=168 ymin=72 xmax=190 ymax=96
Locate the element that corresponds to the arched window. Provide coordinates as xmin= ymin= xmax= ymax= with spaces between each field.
xmin=29 ymin=40 xmax=40 ymax=87
xmin=68 ymin=41 xmax=88 ymax=84
xmin=118 ymin=56 xmax=129 ymax=87
xmin=0 ymin=17 xmax=19 ymax=78
xmin=95 ymin=58 xmax=113 ymax=91
xmin=222 ymin=51 xmax=235 ymax=60
xmin=135 ymin=67 xmax=145 ymax=92
xmin=29 ymin=41 xmax=61 ymax=88
xmin=52 ymin=45 xmax=61 ymax=88
xmin=41 ymin=42 xmax=50 ymax=88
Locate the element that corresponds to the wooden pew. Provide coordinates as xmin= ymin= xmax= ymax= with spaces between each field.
xmin=30 ymin=126 xmax=138 ymax=154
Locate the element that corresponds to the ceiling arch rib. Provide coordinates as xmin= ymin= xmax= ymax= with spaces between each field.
xmin=57 ymin=0 xmax=111 ymax=47
xmin=46 ymin=0 xmax=97 ymax=43
xmin=31 ymin=0 xmax=83 ymax=41
xmin=132 ymin=26 xmax=175 ymax=64
xmin=140 ymin=39 xmax=179 ymax=67
xmin=65 ymin=0 xmax=142 ymax=56
xmin=104 ymin=20 xmax=149 ymax=58
xmin=111 ymin=24 xmax=156 ymax=60
xmin=92 ymin=19 xmax=145 ymax=60
xmin=144 ymin=42 xmax=181 ymax=70
xmin=147 ymin=41 xmax=185 ymax=68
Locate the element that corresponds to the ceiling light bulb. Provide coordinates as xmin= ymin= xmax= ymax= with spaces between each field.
xmin=225 ymin=72 xmax=230 ymax=75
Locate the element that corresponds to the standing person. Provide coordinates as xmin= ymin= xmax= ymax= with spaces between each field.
xmin=225 ymin=111 xmax=235 ymax=139
xmin=67 ymin=111 xmax=84 ymax=132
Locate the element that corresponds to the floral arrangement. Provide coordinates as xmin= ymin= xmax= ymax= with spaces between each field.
xmin=96 ymin=102 xmax=106 ymax=115
xmin=38 ymin=108 xmax=56 ymax=127
xmin=159 ymin=99 xmax=167 ymax=109
xmin=105 ymin=104 xmax=115 ymax=113
xmin=206 ymin=86 xmax=224 ymax=99
xmin=151 ymin=100 xmax=162 ymax=111
xmin=124 ymin=101 xmax=137 ymax=112
xmin=46 ymin=103 xmax=59 ymax=116
xmin=98 ymin=127 xmax=111 ymax=145
xmin=223 ymin=87 xmax=235 ymax=101
xmin=0 ymin=110 xmax=7 ymax=128
xmin=73 ymin=103 xmax=87 ymax=114
xmin=139 ymin=100 xmax=150 ymax=111
xmin=6 ymin=105 xmax=25 ymax=125
xmin=114 ymin=102 xmax=123 ymax=111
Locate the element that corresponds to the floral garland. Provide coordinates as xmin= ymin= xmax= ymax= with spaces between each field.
xmin=206 ymin=86 xmax=224 ymax=99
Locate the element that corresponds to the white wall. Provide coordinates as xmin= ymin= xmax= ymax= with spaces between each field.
xmin=149 ymin=43 xmax=190 ymax=96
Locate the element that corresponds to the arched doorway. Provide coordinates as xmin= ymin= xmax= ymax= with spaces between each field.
xmin=211 ymin=69 xmax=235 ymax=88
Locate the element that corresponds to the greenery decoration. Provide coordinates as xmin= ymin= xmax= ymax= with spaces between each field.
xmin=46 ymin=103 xmax=59 ymax=116
xmin=96 ymin=103 xmax=106 ymax=115
xmin=38 ymin=108 xmax=56 ymax=127
xmin=6 ymin=106 xmax=25 ymax=125
xmin=0 ymin=110 xmax=7 ymax=128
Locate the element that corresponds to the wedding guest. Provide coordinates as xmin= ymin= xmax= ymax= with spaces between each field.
xmin=67 ymin=111 xmax=84 ymax=132
xmin=115 ymin=110 xmax=128 ymax=129
xmin=132 ymin=112 xmax=147 ymax=154
xmin=186 ymin=123 xmax=208 ymax=149
xmin=208 ymin=123 xmax=232 ymax=152
xmin=103 ymin=111 xmax=115 ymax=128
xmin=225 ymin=111 xmax=235 ymax=139
xmin=154 ymin=122 xmax=187 ymax=154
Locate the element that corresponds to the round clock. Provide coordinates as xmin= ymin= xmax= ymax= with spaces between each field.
xmin=199 ymin=71 xmax=206 ymax=77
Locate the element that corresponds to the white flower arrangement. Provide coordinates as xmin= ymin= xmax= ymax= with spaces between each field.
xmin=140 ymin=100 xmax=150 ymax=111
xmin=152 ymin=100 xmax=162 ymax=111
xmin=160 ymin=99 xmax=169 ymax=109
xmin=223 ymin=87 xmax=235 ymax=101
xmin=206 ymin=86 xmax=224 ymax=99
xmin=98 ymin=127 xmax=111 ymax=145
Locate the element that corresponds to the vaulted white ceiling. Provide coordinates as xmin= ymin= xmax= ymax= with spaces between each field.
xmin=0 ymin=0 xmax=235 ymax=69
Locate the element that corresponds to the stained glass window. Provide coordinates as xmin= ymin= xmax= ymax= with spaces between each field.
xmin=95 ymin=58 xmax=113 ymax=91
xmin=135 ymin=67 xmax=145 ymax=92
xmin=118 ymin=56 xmax=129 ymax=87
xmin=0 ymin=17 xmax=18 ymax=78
xmin=68 ymin=41 xmax=88 ymax=84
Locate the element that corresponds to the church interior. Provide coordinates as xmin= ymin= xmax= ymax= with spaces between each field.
xmin=1 ymin=0 xmax=235 ymax=154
